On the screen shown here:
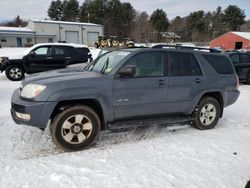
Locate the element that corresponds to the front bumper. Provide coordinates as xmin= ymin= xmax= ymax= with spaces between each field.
xmin=11 ymin=89 xmax=57 ymax=128
xmin=0 ymin=57 xmax=8 ymax=72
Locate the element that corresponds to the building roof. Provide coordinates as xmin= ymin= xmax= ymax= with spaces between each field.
xmin=232 ymin=32 xmax=250 ymax=40
xmin=0 ymin=26 xmax=35 ymax=33
xmin=31 ymin=19 xmax=103 ymax=27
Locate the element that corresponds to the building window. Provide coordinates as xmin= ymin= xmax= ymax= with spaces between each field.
xmin=26 ymin=38 xmax=32 ymax=43
xmin=48 ymin=38 xmax=53 ymax=43
xmin=1 ymin=36 xmax=7 ymax=42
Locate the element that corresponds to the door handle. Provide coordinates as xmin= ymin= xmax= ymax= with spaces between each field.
xmin=46 ymin=57 xmax=53 ymax=59
xmin=158 ymin=79 xmax=164 ymax=86
xmin=195 ymin=78 xmax=201 ymax=83
xmin=66 ymin=57 xmax=71 ymax=59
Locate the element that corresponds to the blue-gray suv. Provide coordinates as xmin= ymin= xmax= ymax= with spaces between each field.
xmin=11 ymin=48 xmax=240 ymax=151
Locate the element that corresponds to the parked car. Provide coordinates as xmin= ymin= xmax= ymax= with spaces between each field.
xmin=226 ymin=51 xmax=250 ymax=84
xmin=0 ymin=43 xmax=92 ymax=81
xmin=11 ymin=48 xmax=240 ymax=151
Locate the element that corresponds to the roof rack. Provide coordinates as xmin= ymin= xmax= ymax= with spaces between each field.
xmin=151 ymin=44 xmax=222 ymax=53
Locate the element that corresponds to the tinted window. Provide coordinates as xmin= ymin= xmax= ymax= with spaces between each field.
xmin=126 ymin=52 xmax=165 ymax=77
xmin=76 ymin=48 xmax=90 ymax=56
xmin=169 ymin=52 xmax=202 ymax=76
xmin=203 ymin=54 xmax=234 ymax=74
xmin=240 ymin=54 xmax=250 ymax=64
xmin=53 ymin=47 xmax=65 ymax=55
xmin=230 ymin=54 xmax=240 ymax=64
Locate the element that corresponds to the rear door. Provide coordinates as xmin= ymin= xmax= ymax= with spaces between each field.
xmin=167 ymin=51 xmax=205 ymax=114
xmin=113 ymin=51 xmax=168 ymax=120
xmin=49 ymin=46 xmax=68 ymax=69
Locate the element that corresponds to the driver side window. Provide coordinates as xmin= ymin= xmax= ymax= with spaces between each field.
xmin=126 ymin=52 xmax=165 ymax=77
xmin=33 ymin=47 xmax=52 ymax=55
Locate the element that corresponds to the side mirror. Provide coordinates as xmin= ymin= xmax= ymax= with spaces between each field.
xmin=29 ymin=51 xmax=36 ymax=57
xmin=118 ymin=65 xmax=136 ymax=77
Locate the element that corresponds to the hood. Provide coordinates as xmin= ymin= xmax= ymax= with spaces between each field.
xmin=0 ymin=48 xmax=29 ymax=60
xmin=7 ymin=53 xmax=27 ymax=60
xmin=22 ymin=68 xmax=102 ymax=86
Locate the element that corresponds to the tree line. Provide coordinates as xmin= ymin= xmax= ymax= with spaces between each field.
xmin=1 ymin=0 xmax=248 ymax=43
xmin=47 ymin=0 xmax=247 ymax=42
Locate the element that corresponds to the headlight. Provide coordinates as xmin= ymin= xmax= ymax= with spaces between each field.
xmin=20 ymin=84 xmax=46 ymax=99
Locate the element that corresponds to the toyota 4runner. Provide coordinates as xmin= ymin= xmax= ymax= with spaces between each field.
xmin=11 ymin=48 xmax=240 ymax=151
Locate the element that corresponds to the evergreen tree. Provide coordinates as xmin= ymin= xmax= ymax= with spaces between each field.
xmin=186 ymin=11 xmax=206 ymax=41
xmin=62 ymin=0 xmax=80 ymax=21
xmin=47 ymin=0 xmax=64 ymax=21
xmin=150 ymin=9 xmax=169 ymax=32
xmin=223 ymin=5 xmax=245 ymax=31
xmin=80 ymin=0 xmax=107 ymax=24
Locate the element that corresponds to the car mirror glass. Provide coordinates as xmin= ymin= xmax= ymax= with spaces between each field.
xmin=118 ymin=65 xmax=135 ymax=77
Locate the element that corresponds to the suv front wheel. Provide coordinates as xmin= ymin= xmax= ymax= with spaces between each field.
xmin=50 ymin=105 xmax=101 ymax=151
xmin=192 ymin=97 xmax=220 ymax=130
xmin=5 ymin=65 xmax=25 ymax=81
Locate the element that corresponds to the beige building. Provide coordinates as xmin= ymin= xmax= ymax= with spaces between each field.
xmin=0 ymin=19 xmax=104 ymax=47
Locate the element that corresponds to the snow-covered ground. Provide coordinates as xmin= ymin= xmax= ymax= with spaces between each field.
xmin=0 ymin=74 xmax=249 ymax=188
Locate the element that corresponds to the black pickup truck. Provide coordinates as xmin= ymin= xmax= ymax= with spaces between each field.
xmin=0 ymin=43 xmax=92 ymax=81
xmin=227 ymin=51 xmax=250 ymax=84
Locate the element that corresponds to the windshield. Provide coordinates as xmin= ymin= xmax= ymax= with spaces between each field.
xmin=86 ymin=51 xmax=130 ymax=74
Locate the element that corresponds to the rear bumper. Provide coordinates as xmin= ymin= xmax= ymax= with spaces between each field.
xmin=11 ymin=89 xmax=57 ymax=128
xmin=224 ymin=89 xmax=240 ymax=107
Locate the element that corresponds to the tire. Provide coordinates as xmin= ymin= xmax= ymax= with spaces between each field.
xmin=192 ymin=97 xmax=220 ymax=130
xmin=50 ymin=105 xmax=100 ymax=151
xmin=5 ymin=65 xmax=25 ymax=81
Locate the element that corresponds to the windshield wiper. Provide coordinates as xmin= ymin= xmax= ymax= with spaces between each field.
xmin=100 ymin=57 xmax=109 ymax=74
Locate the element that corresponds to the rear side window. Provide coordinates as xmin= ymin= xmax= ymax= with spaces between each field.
xmin=76 ymin=48 xmax=90 ymax=56
xmin=230 ymin=53 xmax=240 ymax=64
xmin=203 ymin=54 xmax=234 ymax=74
xmin=169 ymin=52 xmax=202 ymax=76
xmin=53 ymin=47 xmax=65 ymax=55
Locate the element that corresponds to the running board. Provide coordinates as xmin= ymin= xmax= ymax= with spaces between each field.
xmin=108 ymin=116 xmax=191 ymax=131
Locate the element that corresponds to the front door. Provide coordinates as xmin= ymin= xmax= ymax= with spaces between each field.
xmin=25 ymin=46 xmax=53 ymax=73
xmin=167 ymin=51 xmax=205 ymax=113
xmin=113 ymin=51 xmax=168 ymax=120
xmin=16 ymin=37 xmax=22 ymax=47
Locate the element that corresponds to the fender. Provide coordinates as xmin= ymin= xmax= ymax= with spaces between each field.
xmin=47 ymin=87 xmax=114 ymax=123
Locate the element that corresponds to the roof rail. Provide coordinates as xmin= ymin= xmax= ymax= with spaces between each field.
xmin=151 ymin=44 xmax=222 ymax=53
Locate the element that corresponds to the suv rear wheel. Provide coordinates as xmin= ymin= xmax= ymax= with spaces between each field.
xmin=192 ymin=97 xmax=220 ymax=130
xmin=50 ymin=105 xmax=100 ymax=151
xmin=5 ymin=65 xmax=25 ymax=81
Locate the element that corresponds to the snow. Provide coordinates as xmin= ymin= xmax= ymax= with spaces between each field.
xmin=232 ymin=32 xmax=250 ymax=40
xmin=0 ymin=47 xmax=29 ymax=60
xmin=32 ymin=19 xmax=103 ymax=27
xmin=0 ymin=67 xmax=250 ymax=187
xmin=0 ymin=26 xmax=34 ymax=33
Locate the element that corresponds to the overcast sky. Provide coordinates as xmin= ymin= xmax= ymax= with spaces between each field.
xmin=0 ymin=0 xmax=249 ymax=22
